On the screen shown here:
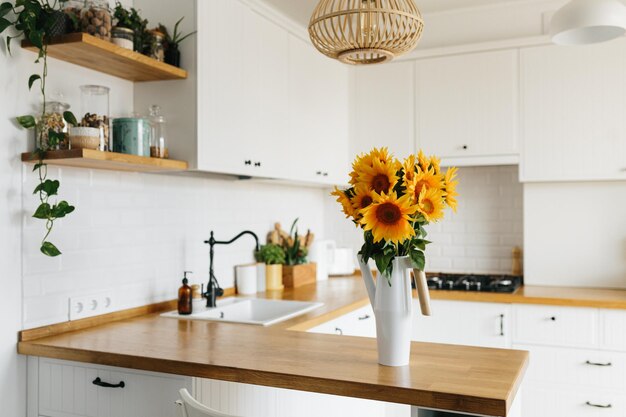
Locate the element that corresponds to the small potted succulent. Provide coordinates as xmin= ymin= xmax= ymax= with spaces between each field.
xmin=255 ymin=244 xmax=286 ymax=291
xmin=158 ymin=17 xmax=196 ymax=67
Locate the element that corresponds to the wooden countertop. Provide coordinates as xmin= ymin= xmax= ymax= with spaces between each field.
xmin=18 ymin=277 xmax=527 ymax=417
xmin=429 ymin=284 xmax=626 ymax=310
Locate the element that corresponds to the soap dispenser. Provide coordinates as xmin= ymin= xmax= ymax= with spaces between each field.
xmin=178 ymin=271 xmax=193 ymax=315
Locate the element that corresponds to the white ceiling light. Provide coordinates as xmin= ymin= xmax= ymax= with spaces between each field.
xmin=551 ymin=0 xmax=626 ymax=45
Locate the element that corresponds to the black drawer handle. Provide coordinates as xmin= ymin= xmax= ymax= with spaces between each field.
xmin=358 ymin=314 xmax=370 ymax=321
xmin=548 ymin=316 xmax=556 ymax=321
xmin=335 ymin=327 xmax=343 ymax=335
xmin=586 ymin=360 xmax=612 ymax=367
xmin=93 ymin=377 xmax=125 ymax=388
xmin=586 ymin=401 xmax=612 ymax=409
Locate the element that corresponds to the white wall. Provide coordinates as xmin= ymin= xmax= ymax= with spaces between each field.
xmin=22 ymin=169 xmax=325 ymax=328
xmin=324 ymin=166 xmax=524 ymax=275
xmin=524 ymin=182 xmax=626 ymax=289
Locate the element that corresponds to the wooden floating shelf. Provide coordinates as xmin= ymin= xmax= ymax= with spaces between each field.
xmin=22 ymin=33 xmax=188 ymax=82
xmin=21 ymin=149 xmax=188 ymax=173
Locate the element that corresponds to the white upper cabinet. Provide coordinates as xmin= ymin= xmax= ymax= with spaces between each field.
xmin=288 ymin=35 xmax=350 ymax=185
xmin=415 ymin=50 xmax=519 ymax=165
xmin=351 ymin=61 xmax=416 ymax=160
xmin=198 ymin=0 xmax=289 ymax=178
xmin=520 ymin=40 xmax=626 ymax=182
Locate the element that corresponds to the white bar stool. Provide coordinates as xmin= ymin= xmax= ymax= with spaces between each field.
xmin=175 ymin=388 xmax=243 ymax=417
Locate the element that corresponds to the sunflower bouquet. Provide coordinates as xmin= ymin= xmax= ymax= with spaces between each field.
xmin=332 ymin=148 xmax=458 ymax=281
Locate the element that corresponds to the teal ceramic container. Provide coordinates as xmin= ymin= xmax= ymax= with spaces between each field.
xmin=112 ymin=118 xmax=151 ymax=156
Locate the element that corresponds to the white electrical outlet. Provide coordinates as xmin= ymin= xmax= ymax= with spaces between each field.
xmin=68 ymin=291 xmax=115 ymax=321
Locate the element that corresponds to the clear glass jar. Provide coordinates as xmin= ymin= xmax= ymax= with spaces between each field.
xmin=37 ymin=101 xmax=71 ymax=150
xmin=148 ymin=30 xmax=165 ymax=62
xmin=148 ymin=105 xmax=169 ymax=159
xmin=80 ymin=0 xmax=112 ymax=41
xmin=111 ymin=26 xmax=134 ymax=50
xmin=80 ymin=85 xmax=110 ymax=151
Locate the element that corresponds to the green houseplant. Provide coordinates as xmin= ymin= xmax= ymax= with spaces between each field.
xmin=255 ymin=244 xmax=285 ymax=291
xmin=280 ymin=219 xmax=316 ymax=288
xmin=112 ymin=2 xmax=147 ymax=52
xmin=1 ymin=0 xmax=76 ymax=256
xmin=157 ymin=17 xmax=196 ymax=67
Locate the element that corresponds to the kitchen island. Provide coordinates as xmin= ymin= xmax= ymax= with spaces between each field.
xmin=18 ymin=277 xmax=528 ymax=417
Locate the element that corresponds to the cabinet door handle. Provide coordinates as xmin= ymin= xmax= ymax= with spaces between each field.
xmin=499 ymin=314 xmax=504 ymax=336
xmin=254 ymin=162 xmax=261 ymax=167
xmin=585 ymin=401 xmax=612 ymax=409
xmin=334 ymin=327 xmax=343 ymax=335
xmin=358 ymin=314 xmax=370 ymax=321
xmin=547 ymin=316 xmax=556 ymax=321
xmin=323 ymin=172 xmax=328 ymax=176
xmin=244 ymin=160 xmax=252 ymax=165
xmin=316 ymin=171 xmax=322 ymax=175
xmin=586 ymin=360 xmax=612 ymax=367
xmin=461 ymin=145 xmax=468 ymax=150
xmin=92 ymin=377 xmax=125 ymax=389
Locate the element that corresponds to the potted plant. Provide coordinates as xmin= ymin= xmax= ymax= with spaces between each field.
xmin=255 ymin=244 xmax=286 ymax=291
xmin=112 ymin=2 xmax=147 ymax=52
xmin=268 ymin=219 xmax=316 ymax=288
xmin=1 ymin=0 xmax=77 ymax=257
xmin=158 ymin=17 xmax=196 ymax=67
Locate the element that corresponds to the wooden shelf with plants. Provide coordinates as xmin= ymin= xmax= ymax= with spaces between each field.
xmin=21 ymin=33 xmax=188 ymax=82
xmin=21 ymin=149 xmax=188 ymax=173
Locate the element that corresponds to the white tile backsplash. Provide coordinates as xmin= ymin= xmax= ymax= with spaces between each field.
xmin=21 ymin=167 xmax=326 ymax=329
xmin=323 ymin=166 xmax=524 ymax=275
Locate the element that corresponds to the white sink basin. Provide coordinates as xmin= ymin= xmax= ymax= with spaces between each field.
xmin=161 ymin=297 xmax=323 ymax=326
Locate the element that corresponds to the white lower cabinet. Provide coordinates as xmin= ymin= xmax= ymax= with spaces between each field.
xmin=513 ymin=305 xmax=626 ymax=417
xmin=34 ymin=358 xmax=192 ymax=417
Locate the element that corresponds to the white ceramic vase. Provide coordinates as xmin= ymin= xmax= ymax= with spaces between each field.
xmin=359 ymin=256 xmax=413 ymax=367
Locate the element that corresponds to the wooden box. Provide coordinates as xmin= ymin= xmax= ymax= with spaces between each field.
xmin=282 ymin=263 xmax=317 ymax=288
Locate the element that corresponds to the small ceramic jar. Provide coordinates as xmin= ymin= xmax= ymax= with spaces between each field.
xmin=111 ymin=26 xmax=134 ymax=50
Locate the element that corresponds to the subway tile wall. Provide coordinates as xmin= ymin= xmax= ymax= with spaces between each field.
xmin=22 ymin=167 xmax=325 ymax=329
xmin=323 ymin=165 xmax=523 ymax=274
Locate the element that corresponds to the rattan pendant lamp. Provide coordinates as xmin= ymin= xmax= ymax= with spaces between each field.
xmin=309 ymin=0 xmax=424 ymax=65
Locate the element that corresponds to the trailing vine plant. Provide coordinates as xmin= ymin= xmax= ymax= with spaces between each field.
xmin=1 ymin=0 xmax=76 ymax=256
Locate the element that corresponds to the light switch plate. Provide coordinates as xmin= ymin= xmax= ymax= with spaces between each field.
xmin=68 ymin=291 xmax=115 ymax=321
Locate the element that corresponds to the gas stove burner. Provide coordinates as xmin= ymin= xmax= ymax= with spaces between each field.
xmin=424 ymin=273 xmax=522 ymax=293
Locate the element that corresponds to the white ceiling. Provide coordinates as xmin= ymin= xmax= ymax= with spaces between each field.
xmin=261 ymin=0 xmax=539 ymax=27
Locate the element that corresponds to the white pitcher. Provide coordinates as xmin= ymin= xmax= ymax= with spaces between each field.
xmin=359 ymin=256 xmax=431 ymax=367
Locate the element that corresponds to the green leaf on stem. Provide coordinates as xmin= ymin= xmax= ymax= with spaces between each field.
xmin=409 ymin=247 xmax=426 ymax=271
xmin=0 ymin=3 xmax=12 ymax=18
xmin=51 ymin=201 xmax=75 ymax=218
xmin=16 ymin=115 xmax=36 ymax=129
xmin=32 ymin=162 xmax=44 ymax=172
xmin=40 ymin=241 xmax=61 ymax=257
xmin=32 ymin=203 xmax=51 ymax=219
xmin=63 ymin=111 xmax=77 ymax=127
xmin=0 ymin=16 xmax=10 ymax=32
xmin=33 ymin=179 xmax=59 ymax=197
xmin=28 ymin=74 xmax=40 ymax=90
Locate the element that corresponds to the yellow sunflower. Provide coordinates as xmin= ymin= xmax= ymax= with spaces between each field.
xmin=331 ymin=187 xmax=356 ymax=220
xmin=429 ymin=155 xmax=441 ymax=174
xmin=349 ymin=147 xmax=394 ymax=186
xmin=443 ymin=167 xmax=459 ymax=212
xmin=406 ymin=168 xmax=444 ymax=203
xmin=402 ymin=154 xmax=418 ymax=183
xmin=417 ymin=150 xmax=430 ymax=171
xmin=417 ymin=187 xmax=446 ymax=222
xmin=356 ymin=157 xmax=400 ymax=194
xmin=351 ymin=185 xmax=377 ymax=217
xmin=360 ymin=192 xmax=417 ymax=244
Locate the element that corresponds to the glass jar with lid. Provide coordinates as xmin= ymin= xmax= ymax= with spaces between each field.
xmin=37 ymin=101 xmax=71 ymax=150
xmin=80 ymin=85 xmax=110 ymax=151
xmin=148 ymin=29 xmax=165 ymax=62
xmin=80 ymin=0 xmax=112 ymax=41
xmin=148 ymin=105 xmax=169 ymax=159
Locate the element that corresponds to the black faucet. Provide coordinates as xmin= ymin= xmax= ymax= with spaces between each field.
xmin=203 ymin=230 xmax=260 ymax=308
